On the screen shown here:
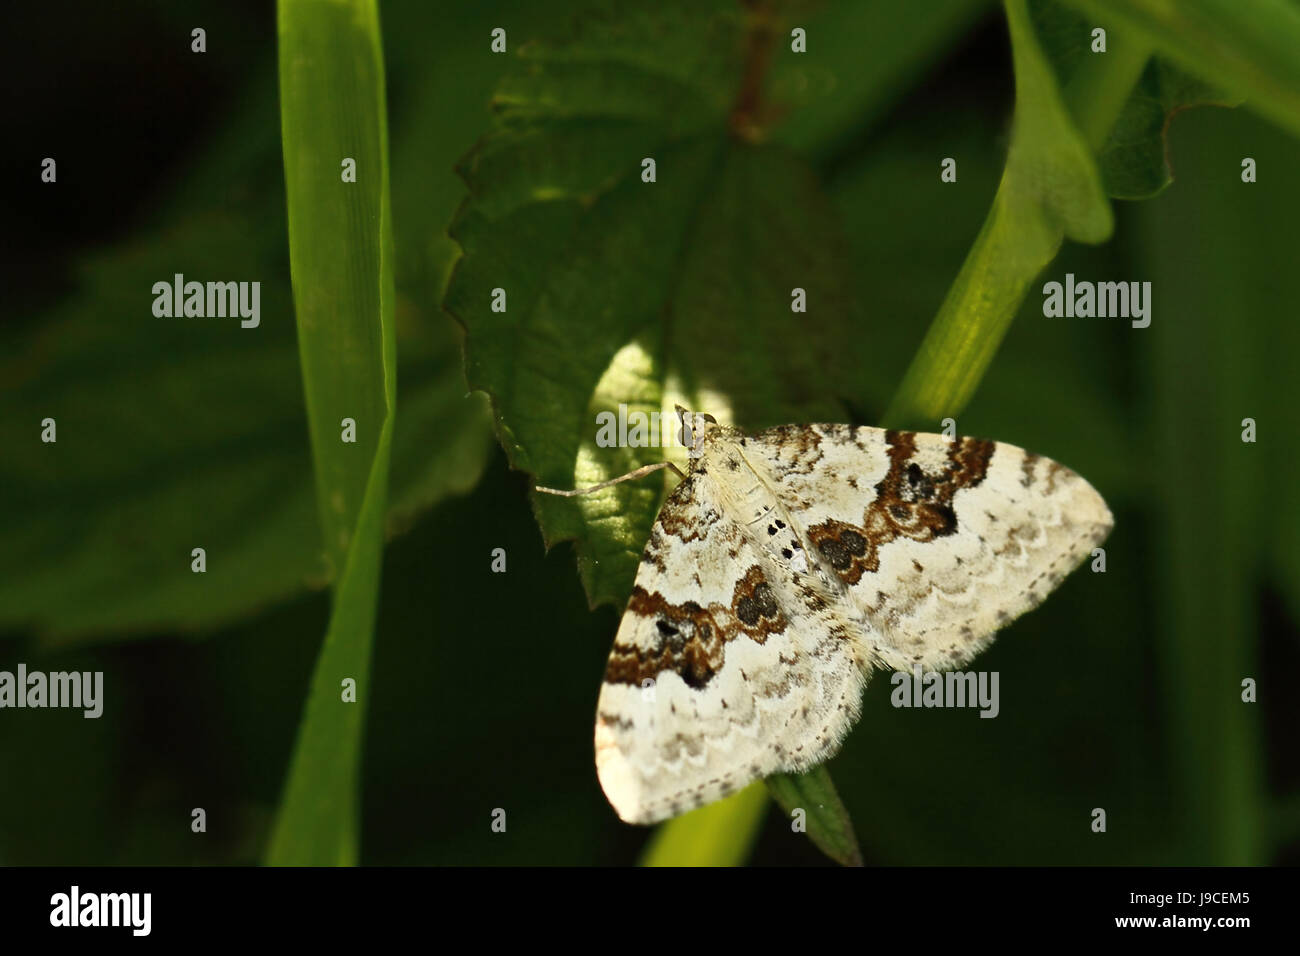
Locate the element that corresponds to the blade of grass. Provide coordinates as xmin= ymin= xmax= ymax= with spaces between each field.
xmin=266 ymin=0 xmax=396 ymax=866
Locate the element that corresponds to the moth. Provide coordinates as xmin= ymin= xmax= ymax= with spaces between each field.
xmin=539 ymin=410 xmax=1112 ymax=824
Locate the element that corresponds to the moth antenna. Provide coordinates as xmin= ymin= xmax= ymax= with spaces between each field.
xmin=536 ymin=460 xmax=685 ymax=497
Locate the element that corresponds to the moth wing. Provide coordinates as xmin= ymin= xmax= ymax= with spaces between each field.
xmin=742 ymin=424 xmax=1112 ymax=671
xmin=595 ymin=471 xmax=864 ymax=825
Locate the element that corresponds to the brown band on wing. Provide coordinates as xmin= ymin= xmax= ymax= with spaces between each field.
xmin=604 ymin=564 xmax=787 ymax=690
xmin=604 ymin=588 xmax=723 ymax=690
xmin=806 ymin=430 xmax=996 ymax=584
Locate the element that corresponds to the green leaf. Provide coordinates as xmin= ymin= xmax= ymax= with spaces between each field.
xmin=639 ymin=783 xmax=769 ymax=867
xmin=446 ymin=0 xmax=859 ymax=610
xmin=884 ymin=0 xmax=1138 ymax=426
xmin=766 ymin=766 xmax=863 ymax=866
xmin=1029 ymin=1 xmax=1241 ymax=200
xmin=265 ymin=0 xmax=396 ymax=867
xmin=1061 ymin=0 xmax=1300 ymax=141
xmin=1095 ymin=62 xmax=1240 ymax=200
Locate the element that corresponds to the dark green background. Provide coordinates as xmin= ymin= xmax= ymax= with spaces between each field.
xmin=1 ymin=0 xmax=1296 ymax=865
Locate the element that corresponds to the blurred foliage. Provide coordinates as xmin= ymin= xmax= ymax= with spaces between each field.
xmin=0 ymin=0 xmax=1296 ymax=867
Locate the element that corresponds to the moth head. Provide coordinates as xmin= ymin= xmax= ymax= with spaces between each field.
xmin=674 ymin=405 xmax=718 ymax=458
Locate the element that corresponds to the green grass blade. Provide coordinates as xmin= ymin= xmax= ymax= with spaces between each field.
xmin=266 ymin=0 xmax=396 ymax=866
xmin=639 ymin=784 xmax=769 ymax=867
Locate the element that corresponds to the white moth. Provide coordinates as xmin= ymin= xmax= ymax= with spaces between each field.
xmin=539 ymin=410 xmax=1112 ymax=825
